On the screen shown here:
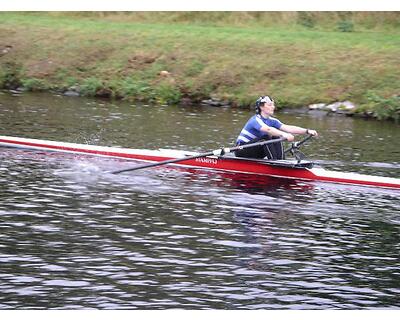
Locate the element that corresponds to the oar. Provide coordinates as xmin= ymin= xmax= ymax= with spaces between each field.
xmin=284 ymin=134 xmax=313 ymax=155
xmin=109 ymin=137 xmax=287 ymax=174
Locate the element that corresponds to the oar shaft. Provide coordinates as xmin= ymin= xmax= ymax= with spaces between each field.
xmin=110 ymin=137 xmax=286 ymax=174
xmin=230 ymin=137 xmax=286 ymax=153
xmin=110 ymin=151 xmax=214 ymax=174
xmin=284 ymin=134 xmax=313 ymax=154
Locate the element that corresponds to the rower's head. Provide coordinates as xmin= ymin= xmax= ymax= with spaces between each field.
xmin=255 ymin=96 xmax=275 ymax=115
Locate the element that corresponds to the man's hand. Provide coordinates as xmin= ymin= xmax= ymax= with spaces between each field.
xmin=282 ymin=132 xmax=295 ymax=142
xmin=307 ymin=129 xmax=318 ymax=137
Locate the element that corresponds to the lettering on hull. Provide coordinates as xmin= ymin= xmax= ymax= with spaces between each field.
xmin=195 ymin=157 xmax=218 ymax=165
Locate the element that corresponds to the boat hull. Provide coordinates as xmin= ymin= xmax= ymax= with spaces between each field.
xmin=0 ymin=135 xmax=399 ymax=190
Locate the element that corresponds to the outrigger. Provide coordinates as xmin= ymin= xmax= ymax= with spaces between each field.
xmin=0 ymin=135 xmax=399 ymax=190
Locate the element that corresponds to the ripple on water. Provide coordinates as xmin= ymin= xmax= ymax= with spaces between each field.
xmin=1 ymin=101 xmax=400 ymax=309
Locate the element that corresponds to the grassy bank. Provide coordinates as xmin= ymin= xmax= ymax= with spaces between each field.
xmin=41 ymin=12 xmax=400 ymax=31
xmin=0 ymin=12 xmax=399 ymax=121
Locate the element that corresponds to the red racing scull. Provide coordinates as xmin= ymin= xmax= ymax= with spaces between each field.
xmin=0 ymin=135 xmax=399 ymax=190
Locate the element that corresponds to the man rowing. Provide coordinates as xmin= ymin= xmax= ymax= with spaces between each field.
xmin=235 ymin=96 xmax=318 ymax=159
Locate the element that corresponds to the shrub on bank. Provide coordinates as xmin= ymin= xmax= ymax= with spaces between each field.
xmin=80 ymin=77 xmax=104 ymax=97
xmin=361 ymin=93 xmax=400 ymax=123
xmin=113 ymin=78 xmax=152 ymax=100
xmin=153 ymin=82 xmax=182 ymax=105
xmin=336 ymin=20 xmax=355 ymax=32
xmin=0 ymin=62 xmax=22 ymax=89
xmin=21 ymin=78 xmax=49 ymax=91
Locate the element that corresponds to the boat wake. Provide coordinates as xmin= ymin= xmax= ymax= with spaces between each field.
xmin=70 ymin=161 xmax=104 ymax=174
xmin=0 ymin=147 xmax=190 ymax=194
xmin=55 ymin=157 xmax=189 ymax=194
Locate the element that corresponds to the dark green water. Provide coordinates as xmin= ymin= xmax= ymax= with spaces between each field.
xmin=0 ymin=91 xmax=399 ymax=309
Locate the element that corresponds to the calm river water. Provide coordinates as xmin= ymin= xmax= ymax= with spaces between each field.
xmin=0 ymin=91 xmax=399 ymax=309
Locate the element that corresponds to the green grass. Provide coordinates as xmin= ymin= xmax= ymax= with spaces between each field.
xmin=1 ymin=12 xmax=399 ymax=120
